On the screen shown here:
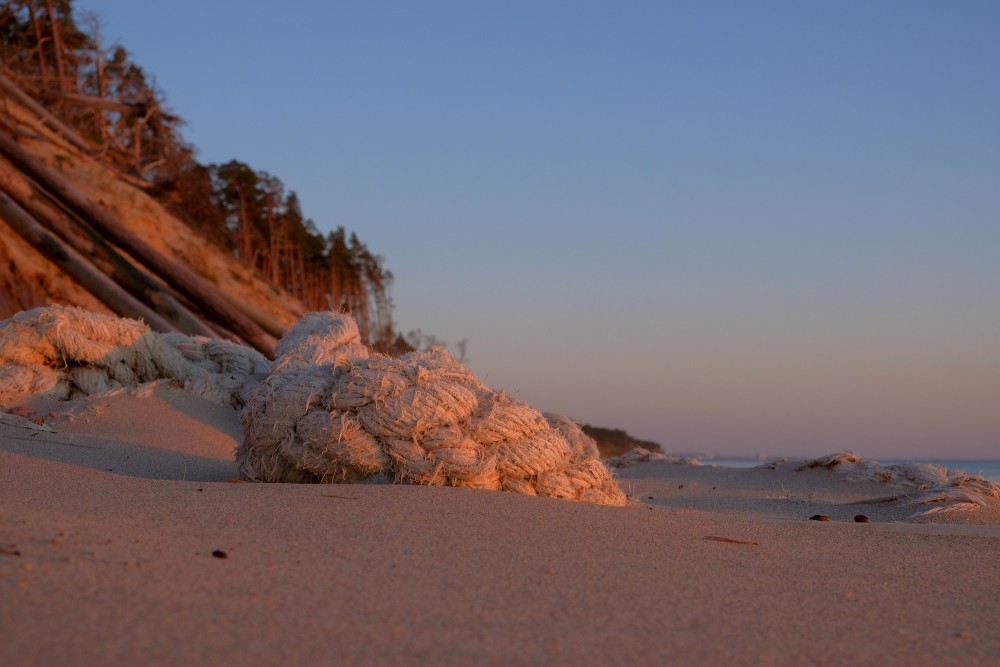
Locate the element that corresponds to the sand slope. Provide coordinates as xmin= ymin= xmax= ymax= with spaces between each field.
xmin=1 ymin=389 xmax=998 ymax=666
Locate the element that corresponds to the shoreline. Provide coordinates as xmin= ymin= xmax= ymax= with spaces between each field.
xmin=702 ymin=458 xmax=1000 ymax=484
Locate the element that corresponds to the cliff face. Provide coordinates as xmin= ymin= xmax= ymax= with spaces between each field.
xmin=0 ymin=85 xmax=306 ymax=348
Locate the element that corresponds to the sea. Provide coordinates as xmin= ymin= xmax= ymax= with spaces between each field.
xmin=703 ymin=458 xmax=1000 ymax=483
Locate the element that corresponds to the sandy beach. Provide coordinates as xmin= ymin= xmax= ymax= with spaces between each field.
xmin=1 ymin=386 xmax=997 ymax=666
xmin=2 ymin=3 xmax=998 ymax=664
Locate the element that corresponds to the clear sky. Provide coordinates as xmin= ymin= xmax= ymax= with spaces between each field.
xmin=81 ymin=1 xmax=999 ymax=459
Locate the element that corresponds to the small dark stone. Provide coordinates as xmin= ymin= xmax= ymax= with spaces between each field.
xmin=678 ymin=484 xmax=684 ymax=489
xmin=854 ymin=514 xmax=870 ymax=523
xmin=711 ymin=486 xmax=717 ymax=490
xmin=809 ymin=515 xmax=831 ymax=522
xmin=211 ymin=550 xmax=227 ymax=559
xmin=647 ymin=496 xmax=654 ymax=500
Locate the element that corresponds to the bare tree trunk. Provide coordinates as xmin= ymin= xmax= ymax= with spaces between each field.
xmin=132 ymin=117 xmax=141 ymax=170
xmin=329 ymin=266 xmax=340 ymax=311
xmin=290 ymin=246 xmax=298 ymax=299
xmin=266 ymin=203 xmax=277 ymax=284
xmin=235 ymin=188 xmax=251 ymax=266
xmin=44 ymin=0 xmax=67 ymax=96
xmin=92 ymin=21 xmax=107 ymax=143
xmin=27 ymin=4 xmax=49 ymax=89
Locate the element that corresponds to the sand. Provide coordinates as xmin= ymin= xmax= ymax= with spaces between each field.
xmin=1 ymin=387 xmax=998 ymax=666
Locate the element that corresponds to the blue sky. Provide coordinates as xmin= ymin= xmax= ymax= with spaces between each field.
xmin=82 ymin=1 xmax=999 ymax=458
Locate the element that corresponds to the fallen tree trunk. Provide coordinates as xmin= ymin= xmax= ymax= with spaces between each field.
xmin=0 ymin=128 xmax=277 ymax=356
xmin=2 ymin=174 xmax=217 ymax=338
xmin=0 ymin=72 xmax=93 ymax=154
xmin=60 ymin=92 xmax=137 ymax=114
xmin=0 ymin=154 xmax=216 ymax=337
xmin=0 ymin=187 xmax=177 ymax=332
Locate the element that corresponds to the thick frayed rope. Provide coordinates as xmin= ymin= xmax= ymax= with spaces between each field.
xmin=0 ymin=305 xmax=269 ymax=407
xmin=237 ymin=311 xmax=628 ymax=506
xmin=0 ymin=306 xmax=627 ymax=506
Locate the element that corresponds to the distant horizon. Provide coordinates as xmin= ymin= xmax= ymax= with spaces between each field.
xmin=691 ymin=453 xmax=1000 ymax=462
xmin=82 ymin=0 xmax=1000 ymax=458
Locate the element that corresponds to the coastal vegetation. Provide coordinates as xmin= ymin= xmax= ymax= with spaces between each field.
xmin=0 ymin=0 xmax=398 ymax=349
xmin=580 ymin=424 xmax=663 ymax=457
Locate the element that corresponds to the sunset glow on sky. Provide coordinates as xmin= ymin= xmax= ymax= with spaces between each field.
xmin=85 ymin=1 xmax=999 ymax=457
